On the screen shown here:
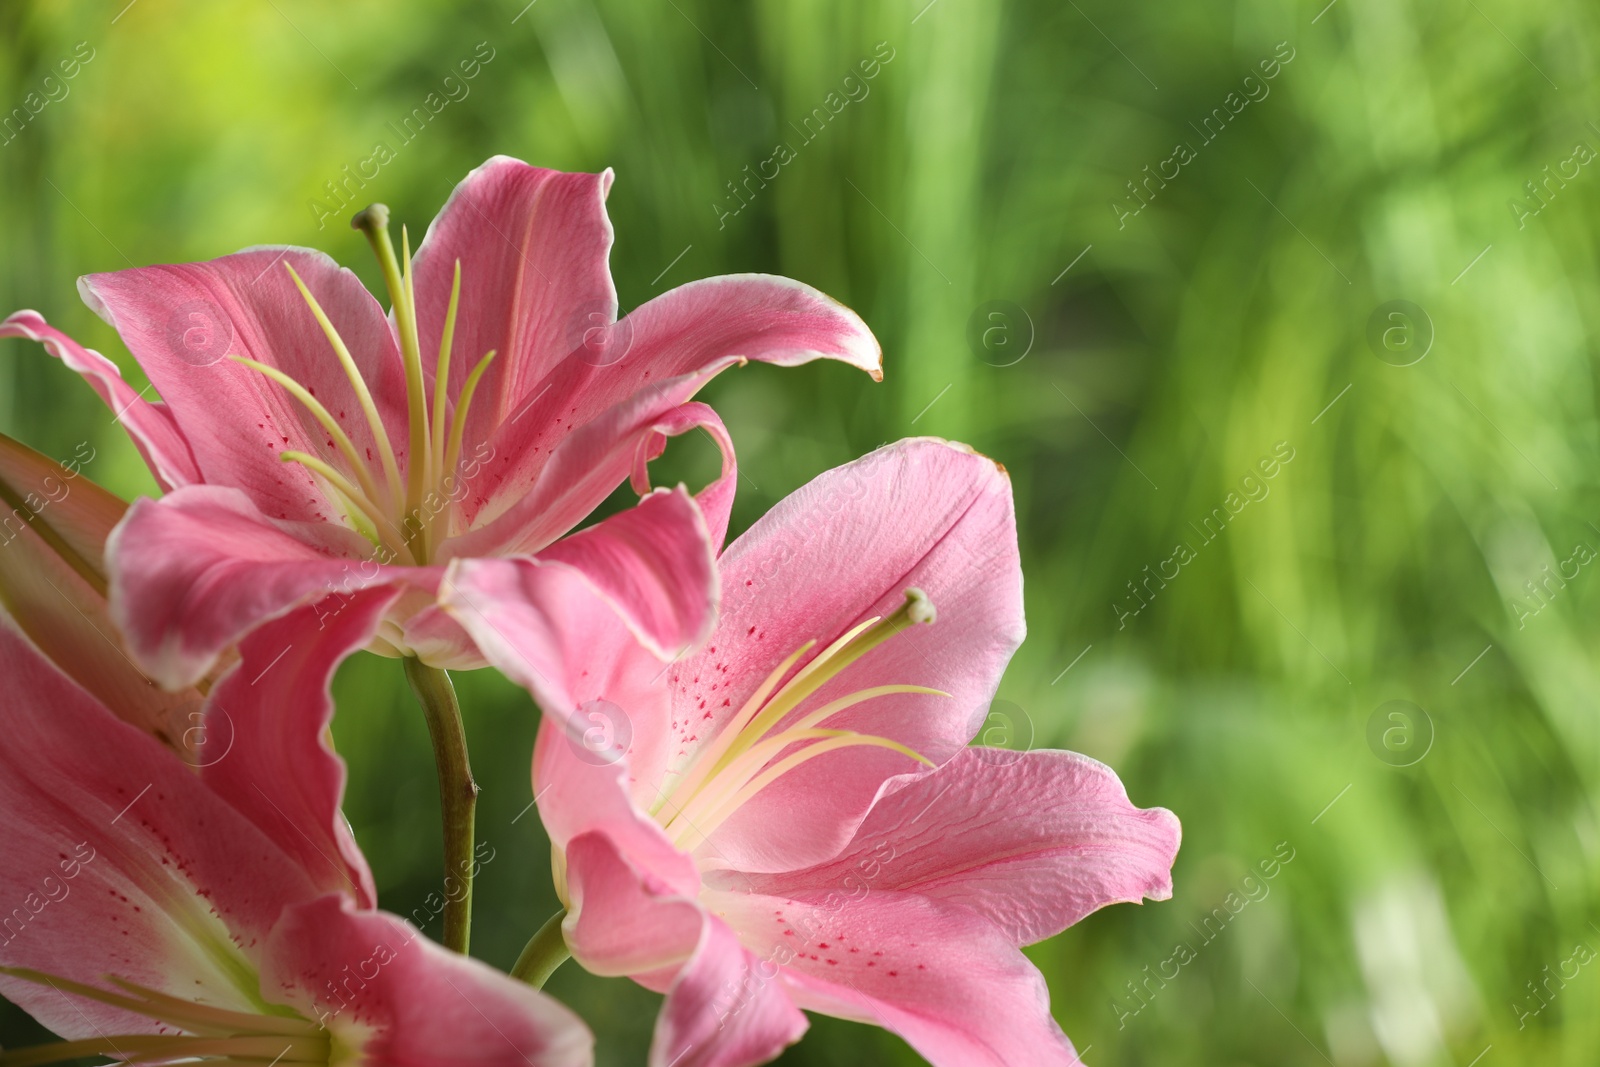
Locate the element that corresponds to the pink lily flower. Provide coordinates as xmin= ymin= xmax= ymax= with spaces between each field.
xmin=0 ymin=437 xmax=592 ymax=1066
xmin=430 ymin=438 xmax=1182 ymax=1067
xmin=0 ymin=156 xmax=880 ymax=690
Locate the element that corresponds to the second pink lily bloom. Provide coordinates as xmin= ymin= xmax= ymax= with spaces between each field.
xmin=436 ymin=438 xmax=1182 ymax=1067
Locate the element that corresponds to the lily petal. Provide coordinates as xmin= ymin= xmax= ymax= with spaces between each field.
xmin=79 ymin=248 xmax=409 ymax=524
xmin=648 ymin=908 xmax=808 ymax=1067
xmin=531 ymin=715 xmax=699 ymax=897
xmin=729 ymin=748 xmax=1181 ymax=945
xmin=559 ymin=831 xmax=805 ymax=1067
xmin=0 ymin=621 xmax=321 ymax=1037
xmin=198 ymin=589 xmax=404 ymax=909
xmin=432 ymin=488 xmax=722 ymax=786
xmin=262 ymin=895 xmax=595 ymax=1067
xmin=424 ymin=553 xmax=685 ymax=811
xmin=628 ymin=402 xmax=737 ymax=553
xmin=107 ymin=485 xmax=413 ymax=690
xmin=443 ymin=363 xmax=733 ymax=561
xmin=535 ymin=486 xmax=719 ymax=662
xmin=562 ymin=831 xmax=703 ymax=977
xmin=410 ymin=158 xmax=617 ymax=447
xmin=709 ymin=888 xmax=1081 ymax=1067
xmin=683 ymin=438 xmax=1025 ymax=873
xmin=0 ymin=434 xmax=197 ymax=746
xmin=424 ymin=557 xmax=650 ymax=724
xmin=0 ymin=311 xmax=200 ymax=491
xmin=458 ymin=273 xmax=880 ymax=544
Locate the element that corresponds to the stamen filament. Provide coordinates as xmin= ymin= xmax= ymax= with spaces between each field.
xmin=666 ymin=684 xmax=943 ymax=825
xmin=432 ymin=261 xmax=463 ymax=486
xmin=673 ymin=732 xmax=934 ymax=851
xmin=717 ymin=591 xmax=935 ymax=777
xmin=103 ymin=976 xmax=313 ymax=1036
xmin=400 ymin=224 xmax=430 ymax=516
xmin=353 ymin=207 xmax=431 ymax=543
xmin=663 ymin=727 xmax=850 ymax=834
xmin=280 ymin=451 xmax=410 ymax=560
xmin=282 ymin=263 xmax=404 ymax=511
xmin=777 ymin=683 xmax=948 ymax=737
xmin=653 ymin=589 xmax=941 ymax=852
xmin=0 ymin=966 xmax=326 ymax=1067
xmin=230 ymin=356 xmax=386 ymax=514
xmin=1 ymin=1034 xmax=319 ymax=1067
xmin=427 ymin=261 xmax=464 ymax=551
xmin=650 ymin=640 xmax=816 ymax=818
xmin=0 ymin=967 xmax=269 ymax=1037
xmin=665 ymin=685 xmax=943 ymax=837
xmin=710 ymin=619 xmax=878 ymax=774
xmin=444 ymin=348 xmax=498 ymax=487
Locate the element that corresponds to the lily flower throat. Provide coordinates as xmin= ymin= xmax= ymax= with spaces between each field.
xmin=651 ymin=588 xmax=945 ymax=854
xmin=237 ymin=204 xmax=495 ymax=566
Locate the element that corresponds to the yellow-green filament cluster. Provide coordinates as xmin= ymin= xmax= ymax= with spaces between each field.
xmin=0 ymin=966 xmax=329 ymax=1066
xmin=654 ymin=589 xmax=945 ymax=852
xmin=231 ymin=204 xmax=496 ymax=564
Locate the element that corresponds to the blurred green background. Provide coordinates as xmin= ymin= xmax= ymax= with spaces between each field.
xmin=3 ymin=0 xmax=1596 ymax=1063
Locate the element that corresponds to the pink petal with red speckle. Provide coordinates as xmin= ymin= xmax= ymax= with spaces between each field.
xmin=0 ymin=619 xmax=321 ymax=1037
xmin=678 ymin=438 xmax=1024 ymax=874
xmin=708 ymin=888 xmax=1081 ymax=1067
xmin=79 ymin=248 xmax=409 ymax=524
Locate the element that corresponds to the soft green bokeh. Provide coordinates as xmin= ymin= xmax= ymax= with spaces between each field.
xmin=2 ymin=0 xmax=1595 ymax=1063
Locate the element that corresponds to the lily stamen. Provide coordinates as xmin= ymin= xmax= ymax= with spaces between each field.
xmin=443 ymin=347 xmax=498 ymax=504
xmin=656 ymin=589 xmax=944 ymax=850
xmin=672 ymin=731 xmax=934 ymax=852
xmin=225 ymin=206 xmax=502 ymax=565
xmin=280 ymin=262 xmax=404 ymax=512
xmin=428 ymin=261 xmax=463 ymax=548
xmin=353 ymin=206 xmax=431 ymax=548
xmin=0 ymin=966 xmax=328 ymax=1067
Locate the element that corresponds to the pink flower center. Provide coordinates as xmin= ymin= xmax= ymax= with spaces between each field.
xmin=232 ymin=205 xmax=495 ymax=566
xmin=651 ymin=589 xmax=943 ymax=852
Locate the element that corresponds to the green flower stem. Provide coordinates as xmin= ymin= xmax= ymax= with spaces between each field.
xmin=511 ymin=909 xmax=571 ymax=988
xmin=403 ymin=657 xmax=478 ymax=954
